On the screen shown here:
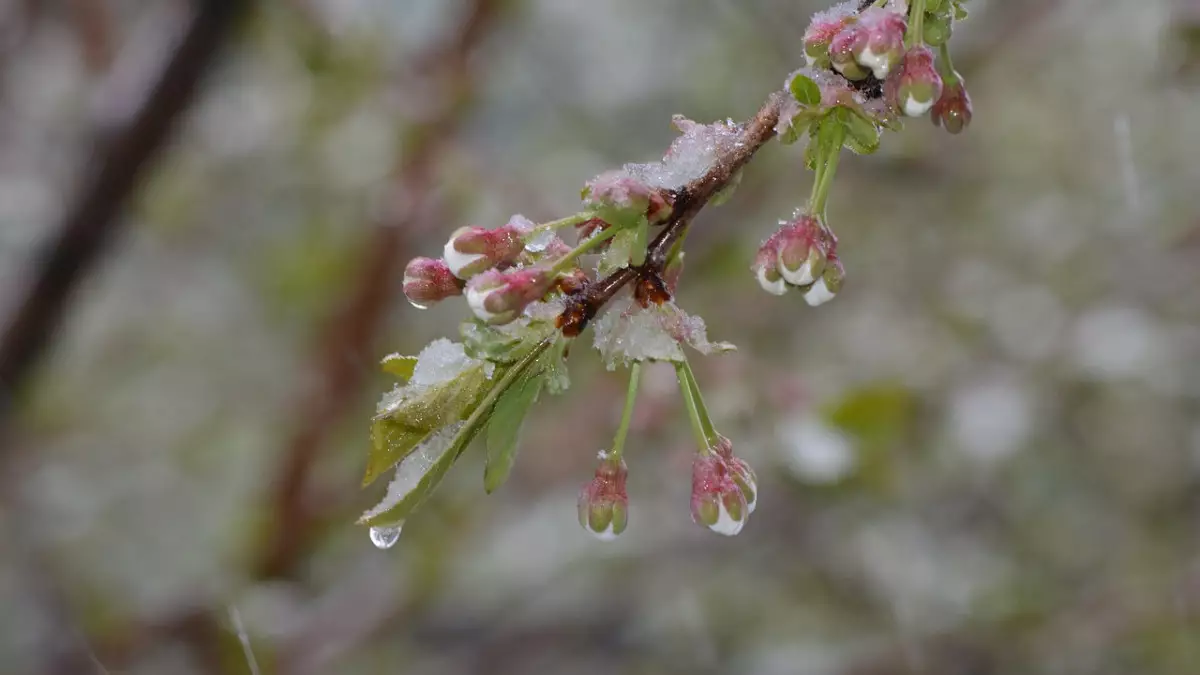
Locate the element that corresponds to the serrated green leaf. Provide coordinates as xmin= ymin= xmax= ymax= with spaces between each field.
xmin=380 ymin=354 xmax=417 ymax=380
xmin=362 ymin=363 xmax=493 ymax=486
xmin=462 ymin=321 xmax=524 ymax=363
xmin=360 ymin=339 xmax=553 ymax=527
xmin=840 ymin=109 xmax=881 ymax=155
xmin=788 ymin=72 xmax=822 ymax=107
xmin=484 ymin=368 xmax=545 ymax=493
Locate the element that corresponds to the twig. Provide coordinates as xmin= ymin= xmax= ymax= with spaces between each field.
xmin=254 ymin=0 xmax=506 ymax=580
xmin=0 ymin=0 xmax=249 ymax=444
xmin=557 ymin=92 xmax=785 ymax=335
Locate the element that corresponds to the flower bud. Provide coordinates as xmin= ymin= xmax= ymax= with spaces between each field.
xmin=775 ymin=213 xmax=833 ymax=286
xmin=465 ymin=268 xmax=552 ymax=325
xmin=577 ymin=452 xmax=629 ymax=541
xmin=855 ymin=9 xmax=907 ymax=80
xmin=751 ymin=233 xmax=788 ymax=296
xmin=803 ymin=15 xmax=846 ymax=69
xmin=922 ymin=12 xmax=953 ymax=46
xmin=402 ymin=257 xmax=464 ymax=308
xmin=443 ymin=222 xmax=525 ymax=279
xmin=711 ymin=435 xmax=758 ymax=515
xmin=829 ymin=24 xmax=870 ymax=81
xmin=930 ymin=75 xmax=972 ymax=134
xmin=802 ymin=252 xmax=845 ymax=307
xmin=691 ymin=454 xmax=748 ymax=536
xmin=583 ymin=171 xmax=672 ymax=224
xmin=890 ymin=46 xmax=943 ymax=118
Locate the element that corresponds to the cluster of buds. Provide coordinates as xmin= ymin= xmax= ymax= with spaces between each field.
xmin=802 ymin=1 xmax=972 ymax=130
xmin=577 ymin=451 xmax=629 ymax=540
xmin=752 ymin=212 xmax=844 ymax=306
xmin=690 ymin=436 xmax=758 ymax=536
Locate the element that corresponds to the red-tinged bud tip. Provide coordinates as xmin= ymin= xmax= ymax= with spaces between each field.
xmin=752 ymin=232 xmax=788 ymax=296
xmin=578 ymin=452 xmax=629 ymax=541
xmin=443 ymin=224 xmax=526 ymax=279
xmin=584 ymin=171 xmax=672 ymax=224
xmin=776 ymin=213 xmax=835 ymax=287
xmin=855 ymin=8 xmax=907 ymax=80
xmin=690 ymin=454 xmax=749 ymax=536
xmin=403 ymin=257 xmax=464 ymax=308
xmin=931 ymin=75 xmax=973 ymax=134
xmin=465 ymin=268 xmax=552 ymax=325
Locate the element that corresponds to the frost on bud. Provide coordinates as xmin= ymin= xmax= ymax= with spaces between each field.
xmin=711 ymin=435 xmax=758 ymax=515
xmin=854 ymin=8 xmax=907 ymax=80
xmin=752 ymin=233 xmax=787 ymax=296
xmin=829 ymin=23 xmax=870 ymax=81
xmin=930 ymin=75 xmax=973 ymax=134
xmin=443 ymin=222 xmax=526 ymax=279
xmin=465 ymin=268 xmax=551 ymax=325
xmin=803 ymin=14 xmax=847 ymax=69
xmin=889 ymin=46 xmax=943 ymax=118
xmin=403 ymin=257 xmax=463 ymax=308
xmin=583 ymin=171 xmax=671 ymax=225
xmin=802 ymin=252 xmax=845 ymax=307
xmin=690 ymin=454 xmax=748 ymax=536
xmin=577 ymin=452 xmax=629 ymax=541
xmin=775 ymin=213 xmax=834 ymax=287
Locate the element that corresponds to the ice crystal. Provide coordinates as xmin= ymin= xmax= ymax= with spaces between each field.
xmin=592 ymin=300 xmax=735 ymax=370
xmin=618 ymin=116 xmax=744 ymax=191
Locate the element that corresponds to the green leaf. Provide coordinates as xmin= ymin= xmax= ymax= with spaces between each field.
xmin=362 ymin=363 xmax=493 ymax=486
xmin=629 ymin=215 xmax=649 ymax=267
xmin=788 ymin=72 xmax=822 ymax=107
xmin=598 ymin=228 xmax=636 ymax=276
xmin=711 ymin=169 xmax=742 ymax=206
xmin=839 ymin=108 xmax=881 ymax=156
xmin=462 ymin=321 xmax=524 ymax=363
xmin=484 ymin=367 xmax=545 ymax=493
xmin=360 ymin=339 xmax=553 ymax=527
xmin=544 ymin=338 xmax=571 ymax=395
xmin=380 ymin=354 xmax=417 ymax=380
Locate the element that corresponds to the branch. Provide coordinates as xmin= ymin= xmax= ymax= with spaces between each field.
xmin=557 ymin=91 xmax=786 ymax=335
xmin=0 ymin=0 xmax=249 ymax=442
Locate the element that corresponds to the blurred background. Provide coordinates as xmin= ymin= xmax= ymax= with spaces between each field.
xmin=2 ymin=0 xmax=1199 ymax=673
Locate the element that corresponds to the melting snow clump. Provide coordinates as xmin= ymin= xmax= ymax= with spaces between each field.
xmin=360 ymin=422 xmax=464 ymax=522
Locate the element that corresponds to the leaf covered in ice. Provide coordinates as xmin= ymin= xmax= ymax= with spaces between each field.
xmin=592 ymin=300 xmax=736 ymax=370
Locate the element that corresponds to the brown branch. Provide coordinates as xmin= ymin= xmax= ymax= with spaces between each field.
xmin=254 ymin=0 xmax=506 ymax=580
xmin=558 ymin=91 xmax=786 ymax=336
xmin=0 ymin=0 xmax=249 ymax=444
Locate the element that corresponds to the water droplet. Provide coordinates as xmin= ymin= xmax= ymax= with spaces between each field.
xmin=524 ymin=229 xmax=555 ymax=253
xmin=407 ymin=298 xmax=428 ymax=310
xmin=369 ymin=524 xmax=403 ymax=549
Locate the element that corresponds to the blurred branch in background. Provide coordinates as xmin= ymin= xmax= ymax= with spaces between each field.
xmin=0 ymin=0 xmax=250 ymax=449
xmin=255 ymin=0 xmax=510 ymax=580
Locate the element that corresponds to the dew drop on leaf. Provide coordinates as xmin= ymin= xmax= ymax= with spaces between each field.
xmin=369 ymin=524 xmax=403 ymax=549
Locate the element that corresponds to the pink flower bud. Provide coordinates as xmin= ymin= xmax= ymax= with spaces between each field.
xmin=751 ymin=232 xmax=787 ymax=296
xmin=583 ymin=171 xmax=672 ymax=224
xmin=464 ymin=268 xmax=552 ymax=325
xmin=855 ymin=8 xmax=907 ymax=80
xmin=442 ymin=222 xmax=525 ymax=279
xmin=402 ymin=257 xmax=463 ymax=308
xmin=930 ymin=75 xmax=972 ymax=134
xmin=711 ymin=435 xmax=758 ymax=515
xmin=802 ymin=251 xmax=845 ymax=307
xmin=691 ymin=453 xmax=748 ymax=536
xmin=888 ymin=46 xmax=943 ymax=117
xmin=775 ymin=213 xmax=835 ymax=287
xmin=577 ymin=452 xmax=629 ymax=541
xmin=803 ymin=15 xmax=846 ymax=69
xmin=829 ymin=23 xmax=870 ymax=81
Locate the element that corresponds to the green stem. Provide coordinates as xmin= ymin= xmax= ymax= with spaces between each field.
xmin=936 ymin=42 xmax=960 ymax=85
xmin=809 ymin=123 xmax=844 ymax=219
xmin=526 ymin=212 xmax=593 ymax=241
xmin=609 ymin=362 xmax=642 ymax=459
xmin=674 ymin=360 xmax=719 ymax=451
xmin=905 ymin=0 xmax=927 ymax=49
xmin=548 ymin=225 xmax=620 ymax=276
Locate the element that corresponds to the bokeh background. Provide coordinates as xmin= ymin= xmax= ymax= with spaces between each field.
xmin=2 ymin=0 xmax=1200 ymax=673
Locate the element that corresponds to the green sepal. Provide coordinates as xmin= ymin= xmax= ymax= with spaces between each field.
xmin=788 ymin=72 xmax=822 ymax=107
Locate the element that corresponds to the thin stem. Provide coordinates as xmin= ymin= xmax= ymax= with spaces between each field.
xmin=809 ymin=122 xmax=845 ymax=219
xmin=548 ymin=225 xmax=619 ymax=276
xmin=526 ymin=211 xmax=593 ymax=241
xmin=905 ymin=0 xmax=927 ymax=49
xmin=675 ymin=360 xmax=719 ymax=452
xmin=936 ymin=42 xmax=960 ymax=85
xmin=609 ymin=362 xmax=641 ymax=459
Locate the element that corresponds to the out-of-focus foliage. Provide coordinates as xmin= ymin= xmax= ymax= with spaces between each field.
xmin=1 ymin=0 xmax=1199 ymax=673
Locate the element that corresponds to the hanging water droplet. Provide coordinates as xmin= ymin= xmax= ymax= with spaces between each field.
xmin=524 ymin=229 xmax=555 ymax=253
xmin=407 ymin=298 xmax=429 ymax=310
xmin=369 ymin=524 xmax=403 ymax=549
